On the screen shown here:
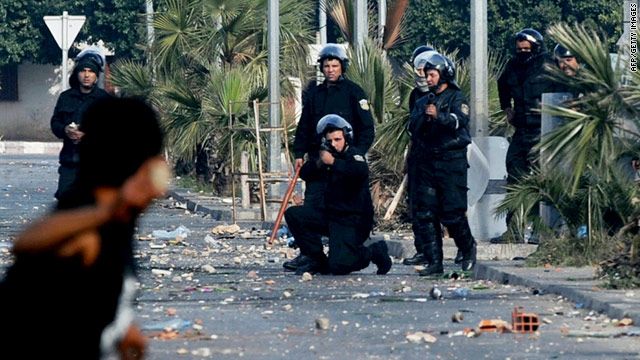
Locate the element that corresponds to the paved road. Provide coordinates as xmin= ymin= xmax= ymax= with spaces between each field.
xmin=1 ymin=154 xmax=639 ymax=360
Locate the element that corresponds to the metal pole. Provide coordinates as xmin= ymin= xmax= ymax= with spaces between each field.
xmin=146 ymin=0 xmax=154 ymax=49
xmin=470 ymin=0 xmax=488 ymax=137
xmin=354 ymin=0 xmax=368 ymax=50
xmin=62 ymin=11 xmax=69 ymax=91
xmin=378 ymin=0 xmax=386 ymax=45
xmin=268 ymin=0 xmax=281 ymax=200
xmin=319 ymin=0 xmax=327 ymax=45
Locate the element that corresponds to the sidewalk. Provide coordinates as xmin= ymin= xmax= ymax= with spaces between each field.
xmin=0 ymin=141 xmax=62 ymax=155
xmin=475 ymin=261 xmax=640 ymax=325
xmin=169 ymin=186 xmax=640 ymax=326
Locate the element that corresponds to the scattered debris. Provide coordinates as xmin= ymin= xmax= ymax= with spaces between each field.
xmin=191 ymin=348 xmax=212 ymax=357
xmin=478 ymin=319 xmax=511 ymax=333
xmin=201 ymin=265 xmax=216 ymax=274
xmin=512 ymin=307 xmax=540 ymax=332
xmin=616 ymin=318 xmax=633 ymax=327
xmin=152 ymin=269 xmax=172 ymax=276
xmin=405 ymin=331 xmax=437 ymax=344
xmin=429 ymin=287 xmax=443 ymax=300
xmin=152 ymin=225 xmax=191 ymax=240
xmin=211 ymin=224 xmax=240 ymax=235
xmin=352 ymin=293 xmax=370 ymax=299
xmin=451 ymin=288 xmax=469 ymax=298
xmin=301 ymin=272 xmax=313 ymax=281
xmin=142 ymin=318 xmax=192 ymax=332
xmin=451 ymin=312 xmax=464 ymax=323
xmin=316 ymin=317 xmax=330 ymax=330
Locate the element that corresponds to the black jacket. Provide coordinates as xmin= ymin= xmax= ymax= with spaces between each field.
xmin=51 ymin=87 xmax=111 ymax=166
xmin=498 ymin=52 xmax=556 ymax=129
xmin=407 ymin=87 xmax=471 ymax=155
xmin=409 ymin=87 xmax=429 ymax=112
xmin=299 ymin=145 xmax=374 ymax=217
xmin=294 ymin=78 xmax=375 ymax=159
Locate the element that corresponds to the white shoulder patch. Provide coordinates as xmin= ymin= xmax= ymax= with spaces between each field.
xmin=353 ymin=154 xmax=365 ymax=162
xmin=461 ymin=104 xmax=470 ymax=115
xmin=359 ymin=99 xmax=370 ymax=111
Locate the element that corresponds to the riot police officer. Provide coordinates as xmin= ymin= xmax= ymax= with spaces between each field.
xmin=494 ymin=29 xmax=555 ymax=244
xmin=284 ymin=115 xmax=391 ymax=275
xmin=284 ymin=44 xmax=375 ymax=271
xmin=406 ymin=53 xmax=476 ymax=275
xmin=553 ymin=44 xmax=580 ymax=77
xmin=50 ymin=49 xmax=111 ymax=201
xmin=404 ymin=46 xmax=441 ymax=266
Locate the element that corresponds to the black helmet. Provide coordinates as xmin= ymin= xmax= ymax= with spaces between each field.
xmin=553 ymin=44 xmax=574 ymax=59
xmin=69 ymin=48 xmax=104 ymax=88
xmin=423 ymin=53 xmax=455 ymax=83
xmin=515 ymin=29 xmax=543 ymax=54
xmin=318 ymin=43 xmax=349 ymax=72
xmin=411 ymin=45 xmax=436 ymax=63
xmin=75 ymin=48 xmax=105 ymax=72
xmin=413 ymin=50 xmax=438 ymax=71
xmin=316 ymin=114 xmax=353 ymax=143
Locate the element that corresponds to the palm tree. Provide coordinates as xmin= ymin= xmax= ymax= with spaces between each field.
xmin=110 ymin=0 xmax=315 ymax=188
xmin=496 ymin=23 xmax=640 ymax=265
xmin=537 ymin=23 xmax=640 ymax=193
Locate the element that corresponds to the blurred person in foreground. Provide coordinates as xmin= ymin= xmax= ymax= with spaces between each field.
xmin=0 ymin=97 xmax=169 ymax=360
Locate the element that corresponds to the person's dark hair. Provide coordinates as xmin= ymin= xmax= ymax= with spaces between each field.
xmin=77 ymin=97 xmax=164 ymax=189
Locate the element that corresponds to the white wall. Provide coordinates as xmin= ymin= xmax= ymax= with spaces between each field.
xmin=0 ymin=62 xmax=61 ymax=140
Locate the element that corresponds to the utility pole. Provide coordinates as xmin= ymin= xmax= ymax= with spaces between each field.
xmin=319 ymin=0 xmax=327 ymax=45
xmin=378 ymin=0 xmax=386 ymax=45
xmin=146 ymin=0 xmax=154 ymax=49
xmin=354 ymin=0 xmax=368 ymax=50
xmin=470 ymin=0 xmax=488 ymax=137
xmin=268 ymin=0 xmax=281 ymax=199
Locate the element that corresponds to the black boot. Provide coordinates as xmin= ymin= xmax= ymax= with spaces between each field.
xmin=418 ymin=241 xmax=443 ymax=276
xmin=295 ymin=256 xmax=328 ymax=275
xmin=403 ymin=253 xmax=428 ymax=265
xmin=461 ymin=242 xmax=477 ymax=271
xmin=454 ymin=250 xmax=463 ymax=264
xmin=283 ymin=254 xmax=312 ymax=271
xmin=369 ymin=241 xmax=392 ymax=275
xmin=448 ymin=221 xmax=476 ymax=271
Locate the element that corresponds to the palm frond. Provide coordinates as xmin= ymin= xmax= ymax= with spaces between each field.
xmin=109 ymin=60 xmax=154 ymax=100
xmin=381 ymin=0 xmax=409 ymax=50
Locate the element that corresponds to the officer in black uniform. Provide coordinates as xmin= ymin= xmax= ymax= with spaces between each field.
xmin=493 ymin=29 xmax=555 ymax=244
xmin=406 ymin=53 xmax=476 ymax=275
xmin=284 ymin=115 xmax=391 ymax=275
xmin=284 ymin=44 xmax=375 ymax=271
xmin=553 ymin=44 xmax=580 ymax=77
xmin=51 ymin=50 xmax=111 ymax=201
xmin=404 ymin=46 xmax=440 ymax=266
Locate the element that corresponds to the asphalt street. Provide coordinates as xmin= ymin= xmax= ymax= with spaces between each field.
xmin=1 ymin=154 xmax=639 ymax=360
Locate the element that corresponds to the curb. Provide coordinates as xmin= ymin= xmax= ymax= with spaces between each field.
xmin=0 ymin=141 xmax=62 ymax=155
xmin=474 ymin=261 xmax=640 ymax=325
xmin=169 ymin=188 xmax=537 ymax=261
